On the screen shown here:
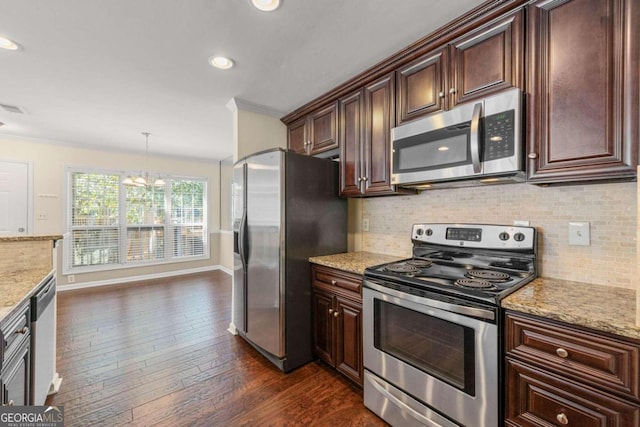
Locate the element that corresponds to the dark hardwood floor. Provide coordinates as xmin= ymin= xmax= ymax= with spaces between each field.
xmin=47 ymin=270 xmax=387 ymax=426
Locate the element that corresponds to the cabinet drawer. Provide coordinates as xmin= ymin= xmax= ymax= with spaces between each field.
xmin=506 ymin=312 xmax=640 ymax=401
xmin=506 ymin=359 xmax=640 ymax=427
xmin=312 ymin=265 xmax=362 ymax=296
xmin=1 ymin=303 xmax=30 ymax=369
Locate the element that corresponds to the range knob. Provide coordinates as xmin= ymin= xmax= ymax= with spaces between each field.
xmin=499 ymin=232 xmax=510 ymax=241
xmin=514 ymin=232 xmax=526 ymax=242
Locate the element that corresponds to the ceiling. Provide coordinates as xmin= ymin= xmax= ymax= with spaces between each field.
xmin=0 ymin=0 xmax=485 ymax=161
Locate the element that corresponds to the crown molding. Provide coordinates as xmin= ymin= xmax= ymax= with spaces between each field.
xmin=225 ymin=97 xmax=284 ymax=118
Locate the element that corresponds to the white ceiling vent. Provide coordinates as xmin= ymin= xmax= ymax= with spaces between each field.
xmin=0 ymin=103 xmax=26 ymax=114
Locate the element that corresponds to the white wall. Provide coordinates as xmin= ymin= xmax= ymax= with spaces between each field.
xmin=226 ymin=98 xmax=286 ymax=162
xmin=0 ymin=135 xmax=222 ymax=285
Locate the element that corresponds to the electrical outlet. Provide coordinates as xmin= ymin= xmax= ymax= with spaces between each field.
xmin=568 ymin=222 xmax=590 ymax=246
xmin=362 ymin=218 xmax=370 ymax=232
xmin=67 ymin=274 xmax=75 ymax=284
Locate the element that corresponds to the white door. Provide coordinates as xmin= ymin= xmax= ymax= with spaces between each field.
xmin=0 ymin=161 xmax=29 ymax=235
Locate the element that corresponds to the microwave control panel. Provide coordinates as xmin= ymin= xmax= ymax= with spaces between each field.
xmin=483 ymin=109 xmax=515 ymax=161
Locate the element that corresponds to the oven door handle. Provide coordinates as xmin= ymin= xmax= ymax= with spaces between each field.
xmin=364 ymin=279 xmax=495 ymax=321
xmin=470 ymin=101 xmax=482 ymax=174
xmin=367 ymin=373 xmax=451 ymax=427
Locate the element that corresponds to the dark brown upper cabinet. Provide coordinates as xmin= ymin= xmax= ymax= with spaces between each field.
xmin=287 ymin=101 xmax=338 ymax=156
xmin=340 ymin=73 xmax=410 ymax=197
xmin=396 ymin=9 xmax=524 ymax=124
xmin=526 ymin=0 xmax=639 ymax=183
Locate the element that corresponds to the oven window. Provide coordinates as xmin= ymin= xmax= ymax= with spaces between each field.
xmin=374 ymin=299 xmax=475 ymax=396
xmin=394 ymin=124 xmax=471 ymax=172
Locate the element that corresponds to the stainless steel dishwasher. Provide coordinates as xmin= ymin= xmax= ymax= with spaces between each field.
xmin=30 ymin=273 xmax=56 ymax=405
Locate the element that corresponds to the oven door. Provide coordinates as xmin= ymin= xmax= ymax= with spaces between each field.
xmin=363 ymin=279 xmax=498 ymax=427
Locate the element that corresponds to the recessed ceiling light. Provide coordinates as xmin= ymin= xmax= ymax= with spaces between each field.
xmin=209 ymin=56 xmax=235 ymax=70
xmin=251 ymin=0 xmax=281 ymax=12
xmin=0 ymin=36 xmax=20 ymax=51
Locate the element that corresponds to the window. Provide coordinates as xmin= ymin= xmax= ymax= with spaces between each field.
xmin=66 ymin=169 xmax=207 ymax=273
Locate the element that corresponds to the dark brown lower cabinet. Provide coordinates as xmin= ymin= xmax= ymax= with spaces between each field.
xmin=311 ymin=265 xmax=363 ymax=385
xmin=505 ymin=311 xmax=640 ymax=426
xmin=506 ymin=359 xmax=639 ymax=426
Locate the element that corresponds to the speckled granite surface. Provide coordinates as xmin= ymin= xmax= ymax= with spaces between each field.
xmin=309 ymin=251 xmax=403 ymax=275
xmin=502 ymin=277 xmax=640 ymax=341
xmin=0 ymin=235 xmax=63 ymax=242
xmin=0 ymin=269 xmax=54 ymax=324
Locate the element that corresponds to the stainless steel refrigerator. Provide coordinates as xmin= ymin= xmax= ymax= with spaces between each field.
xmin=232 ymin=148 xmax=347 ymax=372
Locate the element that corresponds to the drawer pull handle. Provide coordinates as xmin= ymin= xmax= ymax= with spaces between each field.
xmin=331 ymin=280 xmax=337 ymax=285
xmin=3 ymin=400 xmax=14 ymax=406
xmin=556 ymin=348 xmax=569 ymax=358
xmin=556 ymin=412 xmax=568 ymax=425
xmin=15 ymin=326 xmax=28 ymax=335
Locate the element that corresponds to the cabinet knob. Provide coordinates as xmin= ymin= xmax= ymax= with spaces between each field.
xmin=15 ymin=326 xmax=28 ymax=335
xmin=438 ymin=91 xmax=445 ymax=98
xmin=556 ymin=412 xmax=569 ymax=425
xmin=449 ymin=88 xmax=456 ymax=94
xmin=331 ymin=280 xmax=337 ymax=285
xmin=556 ymin=348 xmax=569 ymax=358
xmin=333 ymin=311 xmax=339 ymax=317
xmin=362 ymin=177 xmax=368 ymax=182
xmin=357 ymin=177 xmax=363 ymax=182
xmin=328 ymin=308 xmax=334 ymax=314
xmin=528 ymin=153 xmax=538 ymax=159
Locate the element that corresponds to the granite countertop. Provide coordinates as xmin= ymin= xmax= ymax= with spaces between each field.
xmin=502 ymin=277 xmax=640 ymax=341
xmin=0 ymin=235 xmax=63 ymax=242
xmin=0 ymin=269 xmax=54 ymax=324
xmin=309 ymin=251 xmax=404 ymax=275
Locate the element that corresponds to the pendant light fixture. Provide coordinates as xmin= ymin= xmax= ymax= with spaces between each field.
xmin=123 ymin=132 xmax=166 ymax=187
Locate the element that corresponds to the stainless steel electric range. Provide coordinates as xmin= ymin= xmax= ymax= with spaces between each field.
xmin=363 ymin=223 xmax=537 ymax=427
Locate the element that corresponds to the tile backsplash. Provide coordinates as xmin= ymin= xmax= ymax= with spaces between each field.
xmin=362 ymin=181 xmax=637 ymax=289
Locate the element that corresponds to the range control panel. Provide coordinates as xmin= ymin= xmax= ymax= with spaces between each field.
xmin=412 ymin=223 xmax=535 ymax=251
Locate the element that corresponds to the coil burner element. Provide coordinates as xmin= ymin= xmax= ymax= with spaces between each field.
xmin=466 ymin=270 xmax=510 ymax=282
xmin=454 ymin=278 xmax=497 ymax=290
xmin=384 ymin=263 xmax=421 ymax=274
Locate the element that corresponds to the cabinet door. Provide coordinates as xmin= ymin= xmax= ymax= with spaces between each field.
xmin=339 ymin=89 xmax=365 ymax=196
xmin=506 ymin=359 xmax=640 ymax=427
xmin=1 ymin=338 xmax=30 ymax=406
xmin=396 ymin=47 xmax=448 ymax=124
xmin=363 ymin=73 xmax=396 ymax=196
xmin=312 ymin=290 xmax=334 ymax=366
xmin=527 ymin=0 xmax=639 ymax=183
xmin=335 ymin=296 xmax=363 ymax=385
xmin=287 ymin=117 xmax=308 ymax=155
xmin=450 ymin=9 xmax=524 ymax=106
xmin=309 ymin=102 xmax=338 ymax=155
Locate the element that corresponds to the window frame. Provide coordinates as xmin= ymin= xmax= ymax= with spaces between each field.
xmin=63 ymin=167 xmax=209 ymax=275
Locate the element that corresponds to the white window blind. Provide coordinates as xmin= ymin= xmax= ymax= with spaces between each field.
xmin=170 ymin=180 xmax=205 ymax=257
xmin=69 ymin=172 xmax=120 ymax=268
xmin=66 ymin=170 xmax=207 ymax=273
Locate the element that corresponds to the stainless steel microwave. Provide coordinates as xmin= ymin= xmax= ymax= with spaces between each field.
xmin=391 ymin=88 xmax=524 ymax=188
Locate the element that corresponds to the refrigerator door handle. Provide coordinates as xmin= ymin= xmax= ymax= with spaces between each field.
xmin=238 ymin=211 xmax=248 ymax=267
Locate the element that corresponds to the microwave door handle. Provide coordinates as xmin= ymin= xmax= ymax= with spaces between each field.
xmin=470 ymin=102 xmax=482 ymax=174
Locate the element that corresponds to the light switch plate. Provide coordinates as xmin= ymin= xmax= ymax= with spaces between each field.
xmin=568 ymin=222 xmax=590 ymax=246
xmin=362 ymin=218 xmax=370 ymax=232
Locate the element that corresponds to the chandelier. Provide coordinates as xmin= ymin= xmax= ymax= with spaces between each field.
xmin=123 ymin=132 xmax=166 ymax=187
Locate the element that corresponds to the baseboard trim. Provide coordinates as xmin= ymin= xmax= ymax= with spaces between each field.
xmin=58 ymin=265 xmax=231 ymax=292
